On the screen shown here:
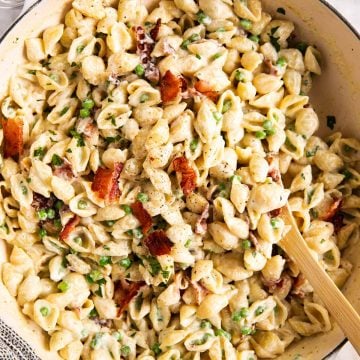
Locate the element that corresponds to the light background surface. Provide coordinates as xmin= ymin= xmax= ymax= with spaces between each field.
xmin=0 ymin=0 xmax=359 ymax=359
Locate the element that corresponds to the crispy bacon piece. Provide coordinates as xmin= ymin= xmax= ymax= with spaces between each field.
xmin=134 ymin=24 xmax=160 ymax=84
xmin=59 ymin=215 xmax=80 ymax=241
xmin=195 ymin=203 xmax=209 ymax=235
xmin=31 ymin=193 xmax=56 ymax=211
xmin=150 ymin=18 xmax=161 ymax=41
xmin=131 ymin=201 xmax=153 ymax=234
xmin=173 ymin=156 xmax=197 ymax=196
xmin=264 ymin=58 xmax=279 ymax=76
xmin=53 ymin=158 xmax=74 ymax=181
xmin=194 ymin=80 xmax=219 ymax=102
xmin=91 ymin=162 xmax=123 ymax=203
xmin=291 ymin=273 xmax=312 ymax=299
xmin=143 ymin=230 xmax=173 ymax=256
xmin=114 ymin=280 xmax=146 ymax=316
xmin=319 ymin=198 xmax=342 ymax=222
xmin=190 ymin=281 xmax=209 ymax=305
xmin=1 ymin=117 xmax=23 ymax=158
xmin=269 ymin=208 xmax=282 ymax=218
xmin=160 ymin=70 xmax=183 ymax=103
xmin=266 ymin=273 xmax=293 ymax=299
xmin=331 ymin=212 xmax=344 ymax=234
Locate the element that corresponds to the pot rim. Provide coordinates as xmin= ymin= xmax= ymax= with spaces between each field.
xmin=0 ymin=0 xmax=359 ymax=44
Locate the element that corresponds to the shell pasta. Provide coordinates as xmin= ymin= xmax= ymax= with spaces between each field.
xmin=0 ymin=0 xmax=359 ymax=359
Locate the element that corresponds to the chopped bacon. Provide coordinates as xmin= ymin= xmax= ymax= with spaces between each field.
xmin=53 ymin=158 xmax=74 ymax=181
xmin=249 ymin=231 xmax=260 ymax=251
xmin=31 ymin=193 xmax=56 ymax=211
xmin=264 ymin=58 xmax=279 ymax=76
xmin=131 ymin=201 xmax=153 ymax=234
xmin=194 ymin=80 xmax=219 ymax=102
xmin=269 ymin=208 xmax=282 ymax=217
xmin=319 ymin=198 xmax=342 ymax=222
xmin=160 ymin=70 xmax=183 ymax=104
xmin=268 ymin=168 xmax=281 ymax=183
xmin=291 ymin=273 xmax=312 ymax=299
xmin=59 ymin=215 xmax=80 ymax=242
xmin=114 ymin=280 xmax=146 ymax=316
xmin=331 ymin=212 xmax=344 ymax=234
xmin=191 ymin=281 xmax=209 ymax=305
xmin=76 ymin=118 xmax=99 ymax=146
xmin=266 ymin=273 xmax=293 ymax=299
xmin=143 ymin=230 xmax=173 ymax=256
xmin=134 ymin=24 xmax=160 ymax=84
xmin=1 ymin=117 xmax=23 ymax=158
xmin=91 ymin=162 xmax=123 ymax=203
xmin=150 ymin=18 xmax=161 ymax=41
xmin=173 ymin=156 xmax=197 ymax=196
xmin=195 ymin=203 xmax=209 ymax=235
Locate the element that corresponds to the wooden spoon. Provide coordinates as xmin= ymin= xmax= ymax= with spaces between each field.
xmin=280 ymin=204 xmax=360 ymax=355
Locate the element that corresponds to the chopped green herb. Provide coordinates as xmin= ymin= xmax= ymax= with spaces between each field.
xmin=59 ymin=106 xmax=69 ymax=116
xmin=200 ymin=320 xmax=211 ymax=329
xmin=121 ymin=204 xmax=132 ymax=214
xmin=40 ymin=307 xmax=49 ymax=317
xmin=119 ymin=258 xmax=132 ymax=269
xmin=324 ymin=251 xmax=334 ymax=261
xmin=113 ymin=331 xmax=123 ymax=341
xmin=184 ymin=239 xmax=192 ymax=248
xmin=249 ymin=34 xmax=260 ymax=43
xmin=212 ymin=52 xmax=222 ymax=60
xmin=285 ymin=137 xmax=296 ymax=151
xmin=105 ymin=220 xmax=115 ymax=227
xmin=222 ymin=99 xmax=232 ymax=113
xmin=69 ymin=130 xmax=85 ymax=147
xmin=134 ymin=64 xmax=145 ymax=77
xmin=191 ymin=333 xmax=212 ymax=346
xmin=342 ymin=169 xmax=353 ymax=180
xmin=196 ymin=11 xmax=210 ymax=25
xmin=320 ymin=238 xmax=326 ymax=244
xmin=99 ymin=256 xmax=111 ymax=267
xmin=151 ymin=343 xmax=162 ymax=355
xmin=195 ymin=54 xmax=201 ymax=60
xmin=133 ymin=228 xmax=143 ymax=239
xmin=28 ymin=70 xmax=36 ymax=75
xmin=21 ymin=185 xmax=28 ymax=195
xmin=54 ymin=219 xmax=62 ymax=229
xmin=255 ymin=306 xmax=266 ymax=316
xmin=137 ymin=192 xmax=148 ymax=203
xmin=86 ymin=270 xmax=103 ymax=283
xmin=310 ymin=208 xmax=318 ymax=219
xmin=57 ymin=280 xmax=69 ymax=292
xmin=307 ymin=189 xmax=315 ymax=203
xmin=277 ymin=7 xmax=286 ymax=15
xmin=239 ymin=19 xmax=252 ymax=30
xmin=214 ymin=328 xmax=231 ymax=340
xmin=296 ymin=42 xmax=308 ymax=54
xmin=190 ymin=138 xmax=199 ymax=152
xmin=34 ymin=147 xmax=46 ymax=159
xmin=0 ymin=223 xmax=9 ymax=235
xmin=147 ymin=256 xmax=161 ymax=276
xmin=121 ymin=345 xmax=131 ymax=356
xmin=76 ymin=45 xmax=85 ymax=54
xmin=327 ymin=115 xmax=336 ymax=130
xmin=90 ymin=333 xmax=103 ymax=349
xmin=181 ymin=34 xmax=200 ymax=50
xmin=269 ymin=27 xmax=280 ymax=51
xmin=306 ymin=146 xmax=319 ymax=157
xmin=51 ymin=154 xmax=63 ymax=166
xmin=230 ymin=174 xmax=242 ymax=183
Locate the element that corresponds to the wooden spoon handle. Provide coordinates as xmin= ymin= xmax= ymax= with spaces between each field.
xmin=281 ymin=205 xmax=360 ymax=354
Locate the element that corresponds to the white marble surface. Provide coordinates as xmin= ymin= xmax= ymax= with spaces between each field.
xmin=0 ymin=0 xmax=359 ymax=359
